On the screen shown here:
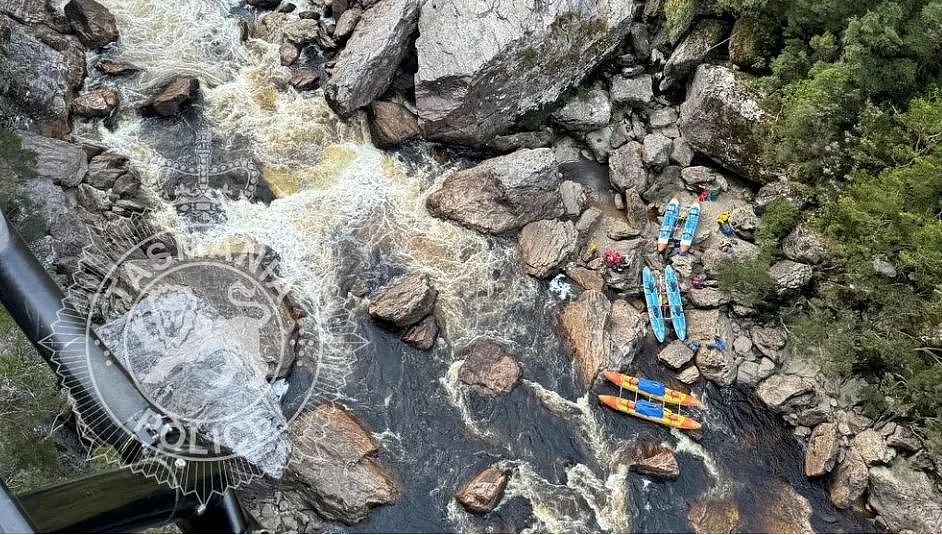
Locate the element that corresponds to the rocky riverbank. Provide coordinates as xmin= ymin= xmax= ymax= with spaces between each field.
xmin=3 ymin=0 xmax=940 ymax=532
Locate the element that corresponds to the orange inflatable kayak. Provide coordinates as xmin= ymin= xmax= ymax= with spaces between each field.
xmin=598 ymin=394 xmax=702 ymax=430
xmin=602 ymin=371 xmax=701 ymax=408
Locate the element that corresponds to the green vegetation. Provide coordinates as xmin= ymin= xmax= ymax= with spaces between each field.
xmin=664 ymin=0 xmax=698 ymax=43
xmin=0 ymin=308 xmax=73 ymax=492
xmin=704 ymin=0 xmax=942 ymax=450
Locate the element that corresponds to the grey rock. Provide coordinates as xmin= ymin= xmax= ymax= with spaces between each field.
xmin=628 ymin=23 xmax=651 ymax=60
xmin=688 ymin=287 xmax=727 ymax=309
xmin=681 ymin=166 xmax=727 ymax=190
xmin=642 ymin=133 xmax=672 ymax=167
xmin=458 ymin=340 xmax=521 ymax=395
xmin=868 ymin=460 xmax=942 ymax=533
xmin=753 ymin=181 xmax=811 ymax=214
xmin=829 ymin=448 xmax=869 ymax=509
xmin=75 ymin=183 xmax=111 ymax=212
xmin=558 ymin=290 xmax=611 ymax=387
xmin=585 ymin=126 xmax=613 ymax=162
xmin=872 ymin=257 xmax=897 ymax=279
xmin=611 ymin=74 xmax=653 ymax=107
xmin=757 ymin=374 xmax=817 ymax=413
xmin=333 ymin=7 xmax=362 ymax=40
xmin=575 ymin=207 xmax=602 ymax=237
xmin=670 ymin=137 xmax=694 ymax=166
xmin=280 ymin=41 xmax=299 ymax=65
xmin=565 ymin=266 xmax=604 ymax=291
xmin=368 ymin=272 xmax=437 ymax=327
xmin=728 ymin=206 xmax=758 ymax=239
xmin=608 ymin=141 xmax=647 ymax=192
xmin=415 ymin=0 xmax=635 ymax=144
xmin=648 ymin=107 xmax=678 ymax=130
xmin=324 ymin=0 xmax=419 ymax=116
xmin=289 ymin=403 xmax=398 ymax=523
xmin=281 ymin=19 xmax=320 ymax=45
xmin=486 ymin=128 xmax=555 ymax=152
xmin=629 ymin=443 xmax=680 ymax=480
xmin=782 ymin=225 xmax=825 ymax=264
xmin=0 ymin=15 xmax=73 ymax=137
xmin=769 ymin=260 xmax=813 ymax=296
xmin=732 ymin=335 xmax=752 ymax=355
xmin=695 ymin=347 xmax=736 ymax=386
xmin=72 ymin=88 xmax=120 ymax=118
xmin=886 ymin=425 xmax=920 ymax=453
xmin=455 ymin=466 xmax=509 ymax=514
xmin=735 ymin=361 xmax=764 ymax=386
xmin=560 ymin=180 xmax=588 ymax=216
xmin=678 ymin=64 xmax=779 ymax=183
xmin=17 ymin=132 xmax=87 ymax=187
xmin=64 ymin=0 xmax=118 ymax=49
xmin=517 ymin=219 xmax=578 ymax=278
xmin=551 ymin=88 xmax=611 ymax=132
xmin=660 ymin=19 xmax=726 ymax=90
xmin=853 ymin=429 xmax=894 ymax=465
xmin=143 ymin=76 xmax=199 ymax=117
xmin=676 ymin=365 xmax=700 ymax=384
xmin=658 ymin=340 xmax=694 ymax=370
xmin=426 ymin=148 xmax=562 ymax=234
xmin=369 ymin=100 xmax=420 ymax=148
xmin=401 ymin=314 xmax=438 ymax=350
xmin=686 ymin=307 xmax=732 ymax=343
xmin=805 ymin=422 xmax=840 ymax=477
xmin=642 ymin=165 xmax=684 ymax=204
xmin=751 ymin=326 xmax=786 ymax=357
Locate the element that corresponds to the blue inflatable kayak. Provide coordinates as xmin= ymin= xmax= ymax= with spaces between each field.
xmin=657 ymin=198 xmax=680 ymax=252
xmin=664 ymin=265 xmax=686 ymax=340
xmin=680 ymin=202 xmax=701 ymax=253
xmin=642 ymin=267 xmax=666 ymax=343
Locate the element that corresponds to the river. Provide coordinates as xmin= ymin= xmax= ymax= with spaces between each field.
xmin=73 ymin=0 xmax=875 ymax=531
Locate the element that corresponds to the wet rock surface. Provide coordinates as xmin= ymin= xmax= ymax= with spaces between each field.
xmin=368 ymin=272 xmax=437 ymax=327
xmin=455 ymin=466 xmax=509 ymax=514
xmin=64 ymin=0 xmax=118 ymax=49
xmin=324 ymin=0 xmax=418 ymax=115
xmin=289 ymin=403 xmax=398 ymax=524
xmin=458 ymin=340 xmax=521 ymax=396
xmin=629 ymin=443 xmax=680 ymax=480
xmin=143 ymin=76 xmax=200 ymax=117
xmin=369 ymin=100 xmax=420 ymax=148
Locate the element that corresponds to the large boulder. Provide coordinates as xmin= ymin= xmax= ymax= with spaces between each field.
xmin=517 ymin=219 xmax=578 ymax=278
xmin=853 ymin=429 xmax=894 ymax=465
xmin=0 ymin=15 xmax=74 ymax=137
xmin=64 ymin=0 xmax=118 ymax=49
xmin=324 ymin=0 xmax=419 ymax=116
xmin=17 ymin=131 xmax=88 ymax=187
xmin=289 ymin=403 xmax=398 ymax=523
xmin=804 ymin=422 xmax=840 ymax=477
xmin=629 ymin=443 xmax=680 ymax=480
xmin=414 ymin=0 xmax=635 ymax=144
xmin=458 ymin=340 xmax=521 ymax=395
xmin=611 ymin=74 xmax=653 ymax=107
xmin=455 ymin=466 xmax=509 ymax=514
xmin=756 ymin=374 xmax=816 ymax=413
xmin=426 ymin=148 xmax=562 ymax=234
xmin=368 ymin=273 xmax=437 ymax=327
xmin=678 ymin=64 xmax=779 ymax=184
xmin=660 ymin=19 xmax=727 ymax=90
xmin=868 ymin=460 xmax=942 ymax=533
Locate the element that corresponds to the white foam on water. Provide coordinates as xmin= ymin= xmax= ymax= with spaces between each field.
xmin=439 ymin=360 xmax=494 ymax=441
xmin=671 ymin=429 xmax=724 ymax=488
xmin=505 ymin=461 xmax=630 ymax=533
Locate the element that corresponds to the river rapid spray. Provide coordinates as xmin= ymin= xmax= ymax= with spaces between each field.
xmin=73 ymin=0 xmax=877 ymax=532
